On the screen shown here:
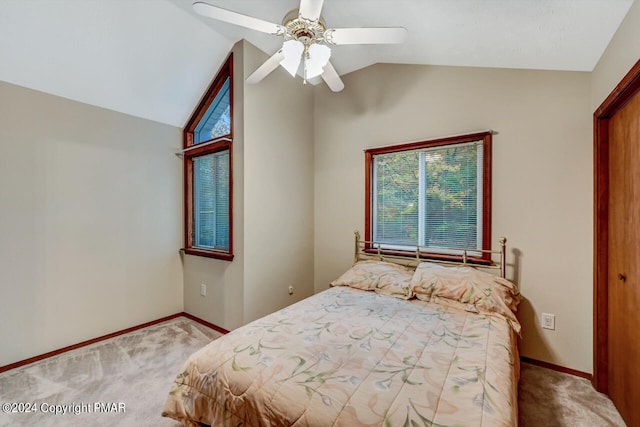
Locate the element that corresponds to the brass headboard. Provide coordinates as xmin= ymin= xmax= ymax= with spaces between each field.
xmin=354 ymin=231 xmax=507 ymax=278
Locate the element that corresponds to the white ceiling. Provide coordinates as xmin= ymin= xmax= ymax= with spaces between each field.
xmin=0 ymin=0 xmax=633 ymax=127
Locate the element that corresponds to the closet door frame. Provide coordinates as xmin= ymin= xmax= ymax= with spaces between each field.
xmin=593 ymin=58 xmax=640 ymax=392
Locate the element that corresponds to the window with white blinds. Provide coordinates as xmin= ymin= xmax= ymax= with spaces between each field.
xmin=194 ymin=150 xmax=230 ymax=251
xmin=366 ymin=132 xmax=492 ymax=259
xmin=183 ymin=54 xmax=234 ymax=260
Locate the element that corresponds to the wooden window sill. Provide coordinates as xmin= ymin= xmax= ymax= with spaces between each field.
xmin=182 ymin=248 xmax=234 ymax=261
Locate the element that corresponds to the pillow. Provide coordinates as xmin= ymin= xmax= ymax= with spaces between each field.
xmin=374 ymin=267 xmax=414 ymax=300
xmin=410 ymin=262 xmax=522 ymax=334
xmin=330 ymin=260 xmax=414 ymax=299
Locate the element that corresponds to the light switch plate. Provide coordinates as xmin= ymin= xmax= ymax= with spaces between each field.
xmin=541 ymin=313 xmax=555 ymax=330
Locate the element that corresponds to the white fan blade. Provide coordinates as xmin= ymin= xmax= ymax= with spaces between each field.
xmin=193 ymin=2 xmax=282 ymax=35
xmin=247 ymin=50 xmax=286 ymax=84
xmin=299 ymin=0 xmax=324 ymax=21
xmin=321 ymin=61 xmax=344 ymax=92
xmin=326 ymin=27 xmax=408 ymax=45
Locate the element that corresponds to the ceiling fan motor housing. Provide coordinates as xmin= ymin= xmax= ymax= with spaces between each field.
xmin=282 ymin=9 xmax=327 ymax=46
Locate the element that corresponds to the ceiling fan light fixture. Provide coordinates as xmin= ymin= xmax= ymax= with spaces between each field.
xmin=193 ymin=0 xmax=408 ymax=92
xmin=305 ymin=43 xmax=331 ymax=79
xmin=280 ymin=40 xmax=304 ymax=76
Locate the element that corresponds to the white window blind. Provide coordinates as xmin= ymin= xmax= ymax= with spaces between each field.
xmin=373 ymin=141 xmax=483 ymax=251
xmin=194 ymin=150 xmax=230 ymax=251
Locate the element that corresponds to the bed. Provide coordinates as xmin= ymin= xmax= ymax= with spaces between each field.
xmin=163 ymin=233 xmax=521 ymax=426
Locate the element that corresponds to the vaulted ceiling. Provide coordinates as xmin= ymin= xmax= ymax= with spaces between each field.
xmin=0 ymin=0 xmax=633 ymax=127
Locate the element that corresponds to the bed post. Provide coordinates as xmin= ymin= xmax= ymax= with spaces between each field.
xmin=354 ymin=230 xmax=361 ymax=264
xmin=499 ymin=237 xmax=507 ymax=278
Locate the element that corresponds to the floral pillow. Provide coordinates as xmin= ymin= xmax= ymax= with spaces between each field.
xmin=410 ymin=262 xmax=522 ymax=334
xmin=330 ymin=260 xmax=414 ymax=299
xmin=374 ymin=267 xmax=414 ymax=300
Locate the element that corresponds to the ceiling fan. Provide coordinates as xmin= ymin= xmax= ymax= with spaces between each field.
xmin=193 ymin=0 xmax=408 ymax=92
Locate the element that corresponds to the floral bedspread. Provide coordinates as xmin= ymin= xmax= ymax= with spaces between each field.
xmin=163 ymin=287 xmax=519 ymax=426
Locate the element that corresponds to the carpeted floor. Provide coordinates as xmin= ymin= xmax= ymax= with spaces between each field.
xmin=0 ymin=316 xmax=626 ymax=426
xmin=518 ymin=363 xmax=626 ymax=426
xmin=0 ymin=317 xmax=222 ymax=427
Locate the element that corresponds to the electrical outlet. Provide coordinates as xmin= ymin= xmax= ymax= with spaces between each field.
xmin=200 ymin=284 xmax=207 ymax=297
xmin=288 ymin=286 xmax=294 ymax=295
xmin=541 ymin=313 xmax=555 ymax=330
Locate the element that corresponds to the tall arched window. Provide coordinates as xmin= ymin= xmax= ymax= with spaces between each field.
xmin=183 ymin=54 xmax=233 ymax=260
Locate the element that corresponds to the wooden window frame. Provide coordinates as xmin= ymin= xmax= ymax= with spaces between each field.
xmin=183 ymin=54 xmax=234 ymax=261
xmin=364 ymin=131 xmax=492 ymax=264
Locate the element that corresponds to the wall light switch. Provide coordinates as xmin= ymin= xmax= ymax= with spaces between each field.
xmin=200 ymin=284 xmax=207 ymax=297
xmin=541 ymin=313 xmax=555 ymax=330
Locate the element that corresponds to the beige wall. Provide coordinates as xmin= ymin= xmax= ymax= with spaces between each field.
xmin=183 ymin=41 xmax=315 ymax=328
xmin=313 ymin=65 xmax=594 ymax=373
xmin=242 ymin=42 xmax=315 ymax=321
xmin=591 ymin=0 xmax=640 ymax=110
xmin=0 ymin=81 xmax=183 ymax=367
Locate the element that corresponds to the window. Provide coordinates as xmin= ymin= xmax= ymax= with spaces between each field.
xmin=365 ymin=131 xmax=492 ymax=262
xmin=183 ymin=55 xmax=233 ymax=260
